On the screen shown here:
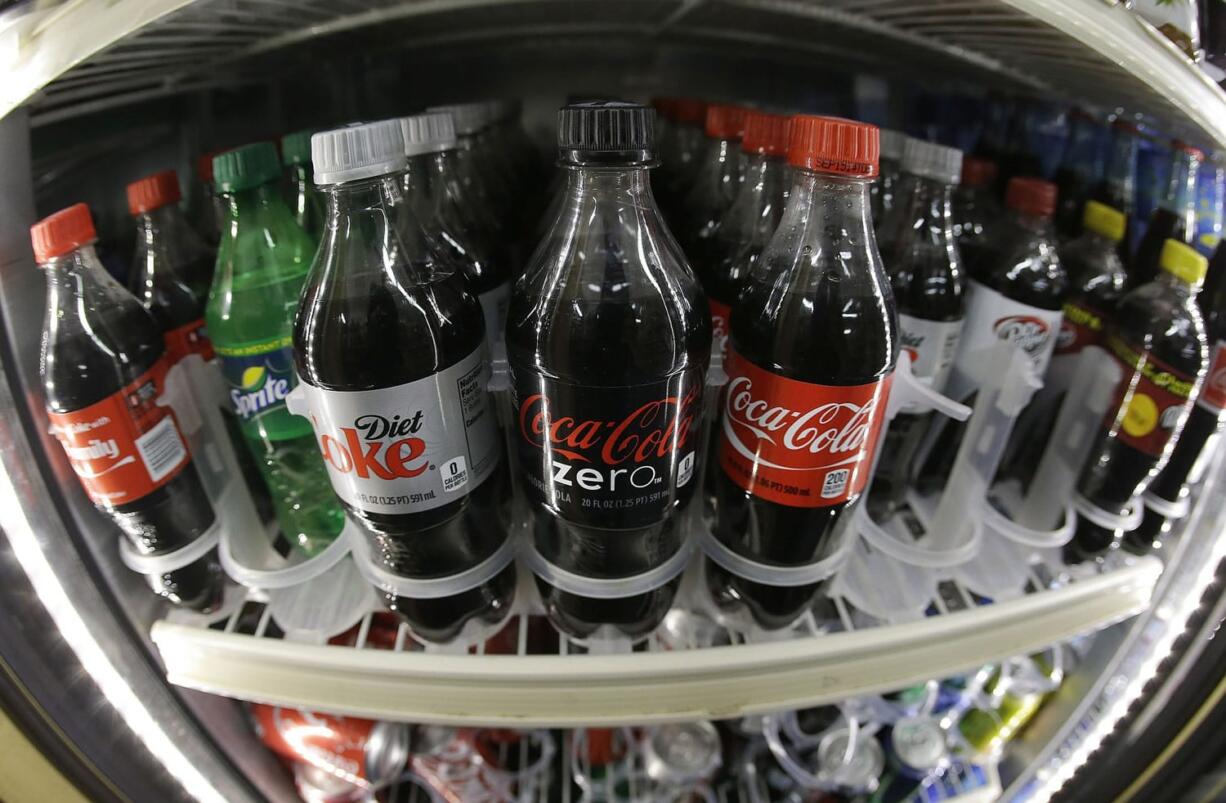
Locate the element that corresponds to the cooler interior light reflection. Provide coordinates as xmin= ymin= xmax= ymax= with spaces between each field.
xmin=0 ymin=462 xmax=229 ymax=803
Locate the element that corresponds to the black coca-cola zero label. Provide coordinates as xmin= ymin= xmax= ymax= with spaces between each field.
xmin=510 ymin=368 xmax=705 ymax=528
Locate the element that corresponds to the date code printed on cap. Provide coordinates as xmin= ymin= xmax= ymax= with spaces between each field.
xmin=441 ymin=456 xmax=469 ymax=493
xmin=821 ymin=469 xmax=850 ymax=499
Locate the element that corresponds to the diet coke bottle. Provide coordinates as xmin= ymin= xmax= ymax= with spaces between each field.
xmin=508 ymin=102 xmax=711 ymax=642
xmin=294 ymin=120 xmax=514 ymax=644
xmin=1068 ymin=239 xmax=1208 ymax=561
xmin=708 ymin=115 xmax=898 ymax=630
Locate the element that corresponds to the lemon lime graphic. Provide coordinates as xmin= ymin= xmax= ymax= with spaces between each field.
xmin=1122 ymin=393 xmax=1158 ymax=438
xmin=240 ymin=365 xmax=266 ymax=390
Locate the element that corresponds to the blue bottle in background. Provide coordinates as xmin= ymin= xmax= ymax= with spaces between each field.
xmin=1195 ymin=155 xmax=1225 ymax=256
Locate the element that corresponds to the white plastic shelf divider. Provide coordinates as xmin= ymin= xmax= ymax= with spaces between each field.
xmin=4 ymin=0 xmax=1226 ymax=146
xmin=150 ymin=556 xmax=1161 ymax=727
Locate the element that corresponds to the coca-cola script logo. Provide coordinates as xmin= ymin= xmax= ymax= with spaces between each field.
xmin=722 ymin=376 xmax=879 ymax=470
xmin=317 ymin=411 xmax=428 ymax=479
xmin=993 ymin=315 xmax=1051 ymax=356
xmin=518 ymin=387 xmax=700 ymax=466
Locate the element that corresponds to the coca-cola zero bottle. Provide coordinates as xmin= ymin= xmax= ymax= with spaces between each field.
xmin=708 ymin=115 xmax=897 ymax=630
xmin=508 ymin=102 xmax=711 ymax=642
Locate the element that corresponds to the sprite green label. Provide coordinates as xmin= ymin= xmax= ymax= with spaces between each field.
xmin=215 ymin=336 xmax=312 ymax=440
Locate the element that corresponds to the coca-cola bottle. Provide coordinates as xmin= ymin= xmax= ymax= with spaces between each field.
xmin=1091 ymin=119 xmax=1140 ymax=265
xmin=658 ymin=97 xmax=708 ymax=210
xmin=1053 ymin=109 xmax=1104 ymax=240
xmin=34 ymin=203 xmax=222 ymax=611
xmin=507 ymin=102 xmax=711 ymax=642
xmin=1131 ymin=141 xmax=1203 ymax=288
xmin=917 ymin=177 xmax=1066 ymax=493
xmin=1124 ymin=240 xmax=1226 ymax=553
xmin=869 ymin=138 xmax=965 ymax=518
xmin=951 ymin=156 xmax=1000 ymax=275
xmin=703 ymin=110 xmax=792 ymax=351
xmin=871 ymin=129 xmax=906 ymax=226
xmin=707 ymin=115 xmax=897 ymax=630
xmin=400 ymin=112 xmax=510 ymax=349
xmin=681 ymin=104 xmax=748 ymax=267
xmin=294 ymin=120 xmax=514 ymax=644
xmin=1067 ymin=240 xmax=1208 ymax=561
xmin=126 ymin=170 xmax=215 ymax=363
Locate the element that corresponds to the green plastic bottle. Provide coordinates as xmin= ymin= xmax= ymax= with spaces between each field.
xmin=281 ymin=129 xmax=325 ymax=241
xmin=207 ymin=142 xmax=344 ymax=555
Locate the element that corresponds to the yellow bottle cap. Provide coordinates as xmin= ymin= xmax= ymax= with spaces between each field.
xmin=1081 ymin=201 xmax=1126 ymax=242
xmin=1159 ymin=238 xmax=1208 ymax=285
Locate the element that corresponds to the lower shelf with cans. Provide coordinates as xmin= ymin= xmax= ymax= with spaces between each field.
xmin=150 ymin=547 xmax=1160 ymax=727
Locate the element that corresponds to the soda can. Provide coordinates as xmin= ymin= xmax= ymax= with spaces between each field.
xmin=817 ymin=726 xmax=885 ymax=796
xmin=642 ymin=722 xmax=723 ymax=786
xmin=886 ymin=716 xmax=950 ymax=781
xmin=411 ymin=726 xmax=511 ymax=803
xmin=249 ymin=705 xmax=410 ymax=791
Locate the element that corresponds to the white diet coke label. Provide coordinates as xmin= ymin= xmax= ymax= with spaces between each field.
xmin=298 ymin=346 xmax=500 ymax=515
xmin=955 ymin=279 xmax=1063 ymax=379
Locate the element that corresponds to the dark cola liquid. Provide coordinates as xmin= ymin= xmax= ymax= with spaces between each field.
xmin=44 ymin=293 xmax=220 ymax=611
xmin=1067 ymin=282 xmax=1205 ymax=561
xmin=706 ymin=176 xmax=897 ymax=630
xmin=296 ymin=261 xmax=513 ymax=643
xmin=1131 ymin=207 xmax=1192 ymax=288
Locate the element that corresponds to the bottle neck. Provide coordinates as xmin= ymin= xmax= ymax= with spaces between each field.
xmin=784 ymin=168 xmax=875 ymax=251
xmin=402 ymin=155 xmax=437 ymax=219
xmin=223 ymin=181 xmax=287 ymax=222
xmin=288 ymin=162 xmax=311 ymax=187
xmin=1005 ymin=208 xmax=1055 ymax=237
xmin=908 ymin=173 xmax=956 ymax=227
xmin=44 ymin=245 xmax=122 ymax=324
xmin=563 ymin=165 xmax=654 ymax=201
xmin=1164 ymin=150 xmax=1200 ymax=213
xmin=722 ymin=153 xmax=786 ymax=241
xmin=322 ymin=173 xmax=433 ymax=277
xmin=1156 ymin=268 xmax=1197 ymax=298
xmin=1082 ymin=230 xmax=1119 ymax=254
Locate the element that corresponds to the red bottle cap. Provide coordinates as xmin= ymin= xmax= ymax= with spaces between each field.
xmin=1172 ymin=139 xmax=1205 ymax=159
xmin=650 ymin=97 xmax=677 ymax=121
xmin=742 ymin=111 xmax=791 ymax=157
xmin=705 ymin=104 xmax=749 ymax=139
xmin=672 ymin=97 xmax=707 ymax=126
xmin=30 ymin=203 xmax=96 ymax=263
xmin=126 ymin=169 xmax=182 ymax=215
xmin=1004 ymin=176 xmax=1057 ymax=218
xmin=961 ymin=156 xmax=997 ymax=188
xmin=787 ymin=114 xmax=879 ymax=177
xmin=196 ymin=151 xmax=220 ymax=183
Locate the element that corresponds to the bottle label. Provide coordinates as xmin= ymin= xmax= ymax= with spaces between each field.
xmin=1054 ymin=298 xmax=1108 ymax=357
xmin=1197 ymin=340 xmax=1226 ymax=414
xmin=300 ymin=346 xmax=499 ymax=515
xmin=898 ymin=314 xmax=961 ymax=391
xmin=959 ymin=280 xmax=1063 ymax=374
xmin=1104 ymin=334 xmax=1199 ymax=457
xmin=46 ymin=357 xmax=191 ymax=508
xmin=478 ymin=283 xmax=511 ymax=346
xmin=709 ymin=298 xmax=731 ymax=357
xmin=718 ymin=349 xmax=893 ymax=508
xmin=216 ymin=336 xmax=312 ymax=440
xmin=164 ymin=318 xmax=215 ymax=363
xmin=510 ymin=367 xmax=705 ymax=528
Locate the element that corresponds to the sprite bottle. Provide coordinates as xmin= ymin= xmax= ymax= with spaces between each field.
xmin=207 ymin=142 xmax=344 ymax=555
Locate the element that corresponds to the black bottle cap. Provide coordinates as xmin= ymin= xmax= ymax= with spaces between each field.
xmin=557 ymin=101 xmax=654 ymax=166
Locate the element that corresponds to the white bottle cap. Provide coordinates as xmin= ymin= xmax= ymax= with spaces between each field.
xmin=880 ymin=128 xmax=907 ymax=161
xmin=400 ymin=112 xmax=458 ymax=156
xmin=426 ymin=103 xmax=488 ymax=136
xmin=902 ymin=137 xmax=963 ymax=184
xmin=311 ymin=119 xmax=407 ymax=185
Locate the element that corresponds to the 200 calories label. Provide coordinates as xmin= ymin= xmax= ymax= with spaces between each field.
xmin=47 ymin=357 xmax=192 ymax=508
xmin=298 ymin=346 xmax=500 ymax=515
xmin=510 ymin=368 xmax=704 ymax=529
xmin=718 ymin=349 xmax=892 ymax=508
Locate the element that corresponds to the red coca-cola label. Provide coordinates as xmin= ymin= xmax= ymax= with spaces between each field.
xmin=709 ymin=298 xmax=730 ymax=356
xmin=1104 ymin=334 xmax=1199 ymax=458
xmin=164 ymin=318 xmax=214 ymax=363
xmin=510 ymin=368 xmax=705 ymax=528
xmin=718 ymin=348 xmax=892 ymax=508
xmin=1198 ymin=340 xmax=1226 ymax=413
xmin=1055 ymin=299 xmax=1108 ymax=357
xmin=46 ymin=357 xmax=191 ymax=508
